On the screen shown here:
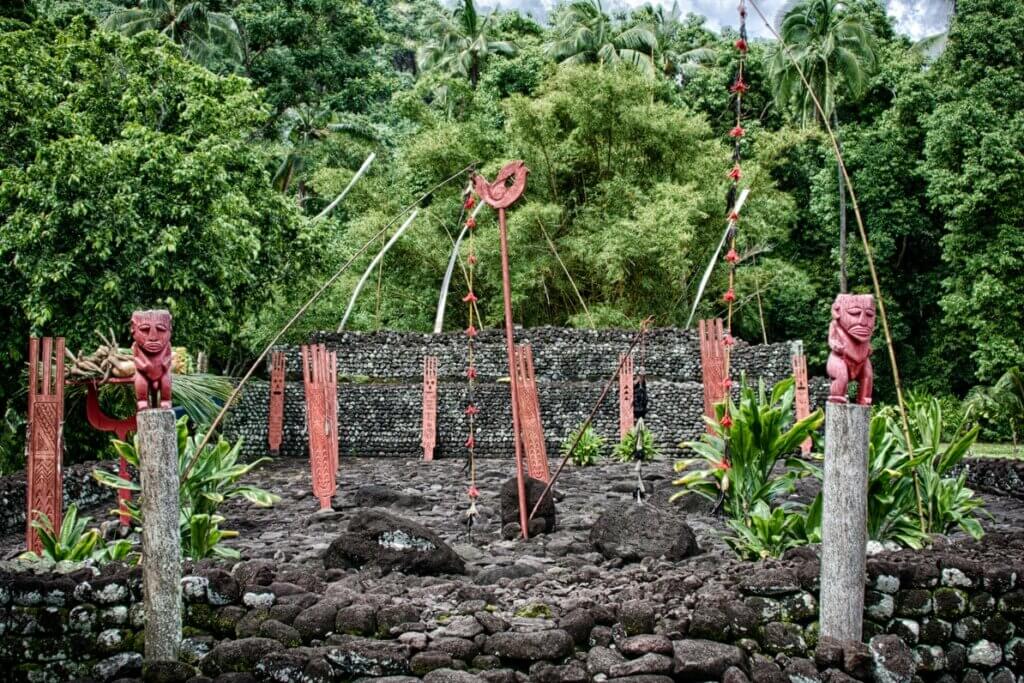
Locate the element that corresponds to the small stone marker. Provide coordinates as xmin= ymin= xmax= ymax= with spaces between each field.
xmin=137 ymin=408 xmax=182 ymax=660
xmin=820 ymin=402 xmax=870 ymax=641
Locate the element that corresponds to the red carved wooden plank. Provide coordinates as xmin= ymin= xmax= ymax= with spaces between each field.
xmin=514 ymin=344 xmax=551 ymax=483
xmin=268 ymin=352 xmax=286 ymax=454
xmin=698 ymin=319 xmax=727 ymax=433
xmin=84 ymin=379 xmax=135 ymax=525
xmin=26 ymin=337 xmax=65 ymax=554
xmin=792 ymin=348 xmax=812 ymax=455
xmin=421 ymin=356 xmax=438 ymax=461
xmin=301 ymin=344 xmax=337 ymax=510
xmin=619 ymin=353 xmax=634 ymax=440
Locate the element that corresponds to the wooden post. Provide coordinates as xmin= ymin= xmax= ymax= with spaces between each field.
xmin=137 ymin=408 xmax=181 ymax=661
xmin=26 ymin=337 xmax=65 ymax=554
xmin=421 ymin=356 xmax=438 ymax=461
xmin=618 ymin=353 xmax=634 ymax=440
xmin=820 ymin=402 xmax=870 ymax=642
xmin=791 ymin=345 xmax=812 ymax=455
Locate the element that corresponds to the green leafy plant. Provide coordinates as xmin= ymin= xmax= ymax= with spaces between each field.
xmin=672 ymin=377 xmax=823 ymax=523
xmin=613 ymin=424 xmax=660 ymax=462
xmin=964 ymin=369 xmax=1024 ymax=452
xmin=561 ymin=423 xmax=605 ymax=466
xmin=94 ymin=417 xmax=278 ymax=559
xmin=19 ymin=505 xmax=103 ymax=563
xmin=725 ymin=499 xmax=820 ymax=560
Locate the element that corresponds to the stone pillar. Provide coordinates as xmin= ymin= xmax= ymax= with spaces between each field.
xmin=137 ymin=408 xmax=181 ymax=661
xmin=820 ymin=402 xmax=870 ymax=641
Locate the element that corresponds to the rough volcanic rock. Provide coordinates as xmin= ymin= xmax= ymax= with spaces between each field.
xmin=201 ymin=637 xmax=285 ymax=675
xmin=590 ymin=502 xmax=699 ymax=562
xmin=500 ymin=477 xmax=556 ymax=534
xmin=672 ymin=639 xmax=747 ymax=679
xmin=323 ymin=508 xmax=465 ymax=576
xmin=868 ymin=634 xmax=915 ymax=683
xmin=484 ymin=629 xmax=575 ymax=661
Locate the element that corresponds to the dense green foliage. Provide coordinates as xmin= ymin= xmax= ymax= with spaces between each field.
xmin=94 ymin=416 xmax=278 ymax=559
xmin=561 ymin=423 xmax=605 ymax=466
xmin=1 ymin=0 xmax=1019 ymax=467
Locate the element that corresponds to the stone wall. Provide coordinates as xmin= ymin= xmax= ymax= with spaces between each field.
xmin=0 ymin=461 xmax=117 ymax=539
xmin=2 ymin=540 xmax=1022 ymax=682
xmin=223 ymin=327 xmax=825 ymax=460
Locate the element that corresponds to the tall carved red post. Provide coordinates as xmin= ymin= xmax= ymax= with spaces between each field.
xmin=301 ymin=344 xmax=338 ymax=510
xmin=26 ymin=337 xmax=65 ymax=554
xmin=618 ymin=353 xmax=634 ymax=440
xmin=698 ymin=318 xmax=727 ymax=432
xmin=268 ymin=352 xmax=286 ymax=455
xmin=421 ymin=356 xmax=438 ymax=461
xmin=514 ymin=344 xmax=550 ymax=483
xmin=473 ymin=161 xmax=530 ymax=538
xmin=791 ymin=343 xmax=812 ymax=455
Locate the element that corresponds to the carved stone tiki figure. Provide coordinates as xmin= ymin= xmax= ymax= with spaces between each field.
xmin=826 ymin=294 xmax=876 ymax=405
xmin=131 ymin=310 xmax=173 ymax=411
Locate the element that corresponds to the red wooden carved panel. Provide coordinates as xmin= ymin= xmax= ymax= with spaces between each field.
xmin=514 ymin=344 xmax=551 ymax=483
xmin=619 ymin=353 xmax=634 ymax=440
xmin=792 ymin=349 xmax=812 ymax=455
xmin=26 ymin=337 xmax=65 ymax=554
xmin=268 ymin=352 xmax=286 ymax=454
xmin=421 ymin=356 xmax=438 ymax=461
xmin=301 ymin=344 xmax=338 ymax=510
xmin=698 ymin=319 xmax=727 ymax=433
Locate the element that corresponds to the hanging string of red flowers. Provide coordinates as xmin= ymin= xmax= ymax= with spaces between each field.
xmin=462 ymin=191 xmax=481 ymax=523
xmin=720 ymin=0 xmax=749 ymax=433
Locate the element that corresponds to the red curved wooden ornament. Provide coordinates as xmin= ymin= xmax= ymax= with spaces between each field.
xmin=473 ymin=161 xmax=531 ymax=539
xmin=84 ymin=377 xmax=136 ymax=525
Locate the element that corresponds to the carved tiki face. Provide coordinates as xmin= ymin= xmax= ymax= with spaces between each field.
xmin=833 ymin=294 xmax=876 ymax=343
xmin=131 ymin=310 xmax=172 ymax=355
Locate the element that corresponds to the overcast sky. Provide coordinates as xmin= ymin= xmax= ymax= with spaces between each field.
xmin=497 ymin=0 xmax=955 ymax=41
xmin=659 ymin=0 xmax=954 ymax=40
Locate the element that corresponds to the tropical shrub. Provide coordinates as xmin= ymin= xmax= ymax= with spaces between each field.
xmin=19 ymin=504 xmax=134 ymax=564
xmin=94 ymin=417 xmax=278 ymax=559
xmin=561 ymin=423 xmax=605 ymax=466
xmin=726 ymin=498 xmax=821 ymax=560
xmin=672 ymin=377 xmax=823 ymax=523
xmin=963 ymin=369 xmax=1024 ymax=450
xmin=613 ymin=425 xmax=660 ymax=463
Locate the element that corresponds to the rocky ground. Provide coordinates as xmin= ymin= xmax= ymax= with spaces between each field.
xmin=3 ymin=455 xmax=1024 ymax=683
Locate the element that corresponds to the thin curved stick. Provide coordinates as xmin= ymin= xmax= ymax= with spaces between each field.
xmin=182 ymin=163 xmax=479 ymax=480
xmin=338 ymin=210 xmax=420 ymax=331
xmin=687 ymin=188 xmax=750 ymax=328
xmin=748 ymin=0 xmax=921 ymax=526
xmin=434 ymin=202 xmax=484 ymax=333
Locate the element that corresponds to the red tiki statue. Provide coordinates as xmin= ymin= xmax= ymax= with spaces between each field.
xmin=826 ymin=294 xmax=875 ymax=405
xmin=131 ymin=309 xmax=173 ymax=411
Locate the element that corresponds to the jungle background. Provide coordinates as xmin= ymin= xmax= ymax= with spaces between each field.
xmin=1 ymin=0 xmax=1021 ymax=470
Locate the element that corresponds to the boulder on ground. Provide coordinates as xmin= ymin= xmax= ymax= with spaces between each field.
xmin=323 ymin=508 xmax=465 ymax=576
xmin=500 ymin=477 xmax=556 ymax=534
xmin=590 ymin=502 xmax=699 ymax=562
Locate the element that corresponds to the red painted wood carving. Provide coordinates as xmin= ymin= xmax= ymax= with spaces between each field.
xmin=699 ymin=318 xmax=727 ymax=433
xmin=421 ymin=356 xmax=438 ymax=461
xmin=619 ymin=353 xmax=635 ymax=440
xmin=827 ymin=293 xmax=876 ymax=405
xmin=84 ymin=377 xmax=136 ymax=525
xmin=268 ymin=352 xmax=286 ymax=455
xmin=791 ymin=346 xmax=812 ymax=455
xmin=26 ymin=337 xmax=65 ymax=554
xmin=301 ymin=344 xmax=338 ymax=510
xmin=130 ymin=309 xmax=173 ymax=411
xmin=514 ymin=344 xmax=551 ymax=483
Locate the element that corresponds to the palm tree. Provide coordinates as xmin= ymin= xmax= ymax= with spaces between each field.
xmin=545 ymin=0 xmax=658 ymax=76
xmin=641 ymin=1 xmax=716 ymax=82
xmin=103 ymin=1 xmax=244 ymax=70
xmin=768 ymin=0 xmax=876 ymax=291
xmin=417 ymin=0 xmax=516 ymax=89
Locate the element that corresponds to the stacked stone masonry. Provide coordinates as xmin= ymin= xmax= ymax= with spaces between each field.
xmin=223 ymin=327 xmax=827 ymax=460
xmin=2 ymin=542 xmax=1023 ymax=682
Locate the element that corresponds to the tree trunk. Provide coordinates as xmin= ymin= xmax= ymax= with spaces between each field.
xmin=470 ymin=57 xmax=479 ymax=89
xmin=833 ymin=111 xmax=848 ymax=293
